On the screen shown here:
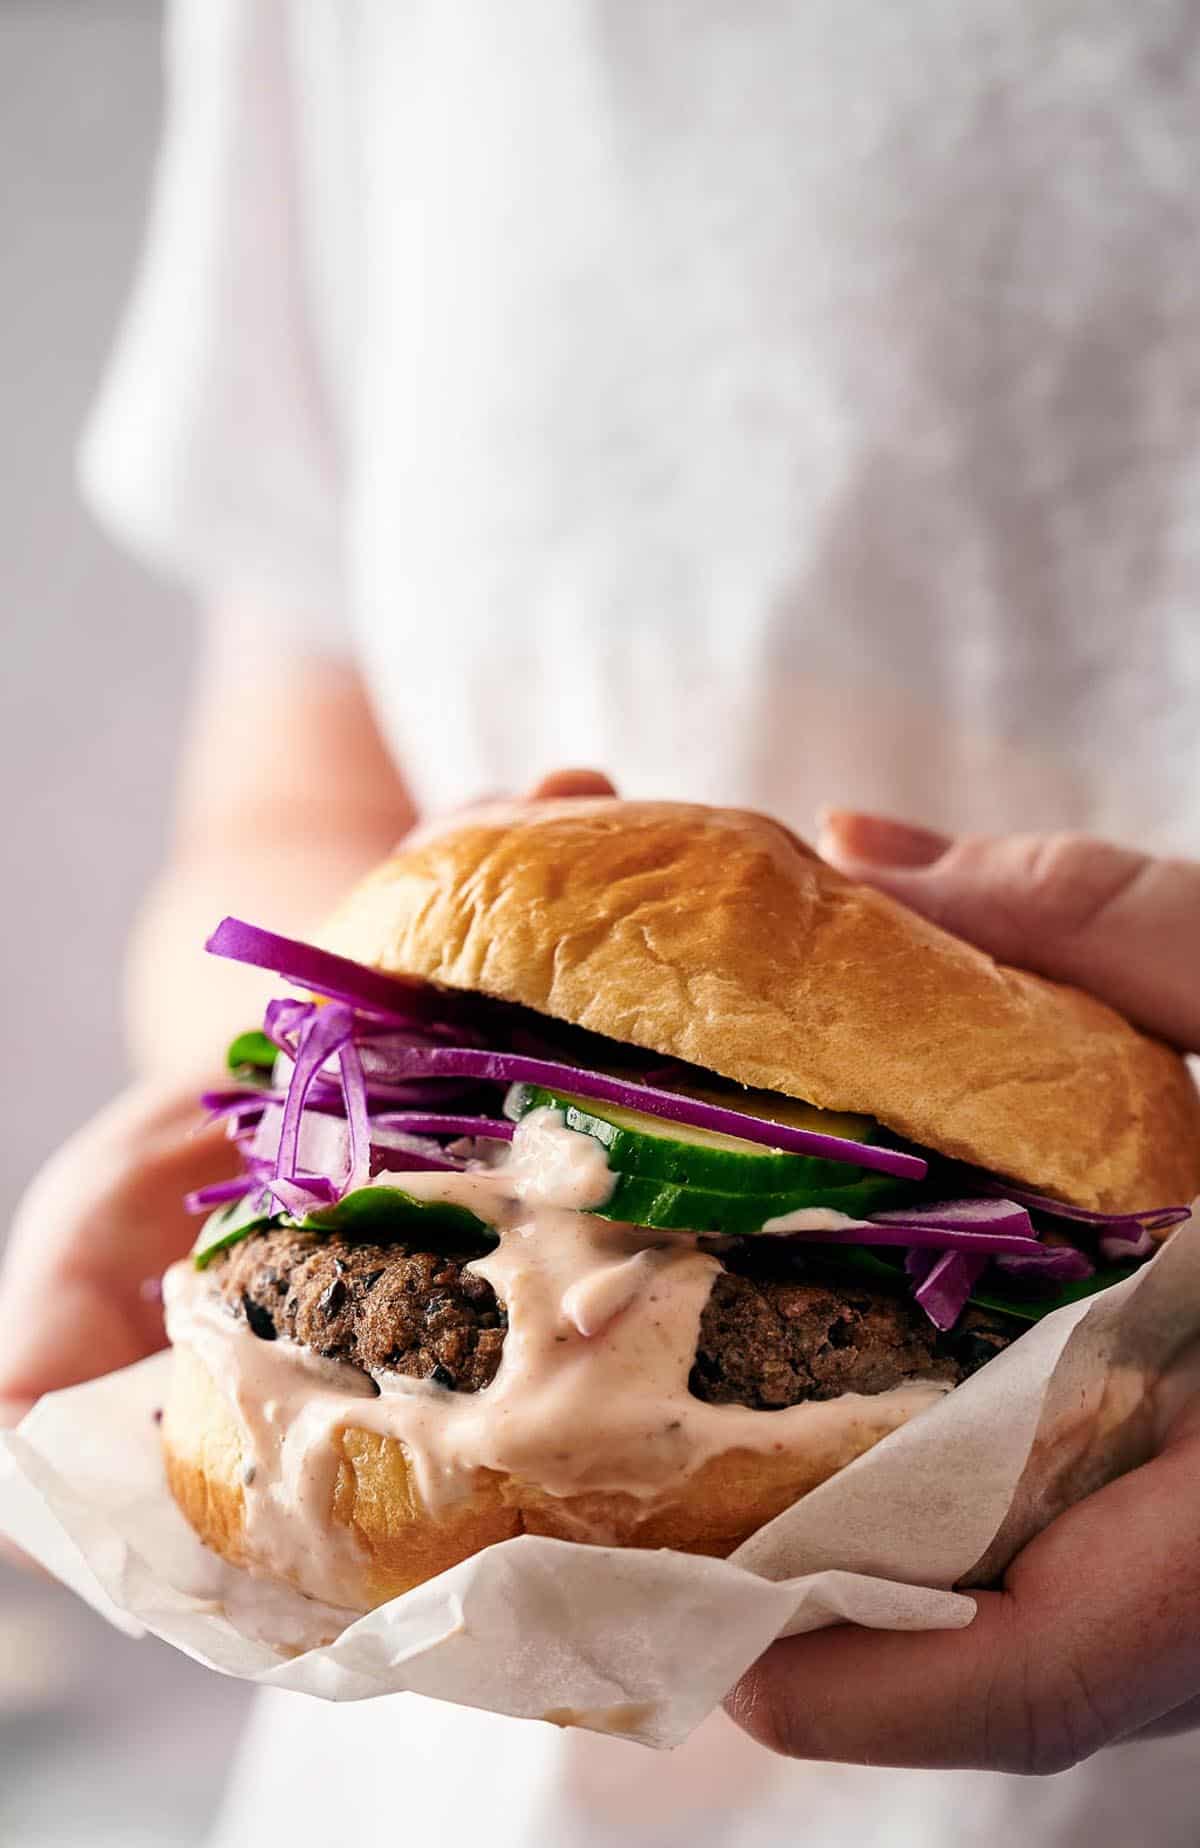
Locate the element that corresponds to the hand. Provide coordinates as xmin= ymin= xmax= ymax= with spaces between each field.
xmin=0 ymin=1083 xmax=236 ymax=1433
xmin=815 ymin=814 xmax=1200 ymax=1050
xmin=727 ymin=815 xmax=1200 ymax=1772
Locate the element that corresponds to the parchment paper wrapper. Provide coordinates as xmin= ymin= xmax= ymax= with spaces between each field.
xmin=2 ymin=1208 xmax=1198 ymax=1749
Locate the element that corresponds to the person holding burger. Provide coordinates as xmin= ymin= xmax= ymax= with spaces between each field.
xmin=6 ymin=3 xmax=1200 ymax=1844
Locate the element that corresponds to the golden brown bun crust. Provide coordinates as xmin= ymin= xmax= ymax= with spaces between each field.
xmin=163 ymin=1345 xmax=919 ymax=1610
xmin=320 ymin=800 xmax=1200 ymax=1213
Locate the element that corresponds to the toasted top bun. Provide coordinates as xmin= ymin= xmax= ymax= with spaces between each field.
xmin=321 ymin=799 xmax=1200 ymax=1213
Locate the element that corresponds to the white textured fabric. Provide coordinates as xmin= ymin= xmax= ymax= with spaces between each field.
xmin=83 ymin=2 xmax=1200 ymax=1842
xmin=80 ymin=0 xmax=345 ymax=643
xmin=84 ymin=0 xmax=1200 ymax=849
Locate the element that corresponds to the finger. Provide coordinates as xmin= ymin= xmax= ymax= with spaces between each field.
xmin=1131 ymin=1694 xmax=1200 ymax=1743
xmin=526 ymin=768 xmax=617 ymax=800
xmin=0 ymin=1082 xmax=234 ymax=1403
xmin=817 ymin=812 xmax=1200 ymax=1051
xmin=727 ymin=1422 xmax=1200 ymax=1773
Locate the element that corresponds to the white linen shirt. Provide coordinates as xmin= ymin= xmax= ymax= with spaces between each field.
xmin=83 ymin=3 xmax=1200 ymax=1843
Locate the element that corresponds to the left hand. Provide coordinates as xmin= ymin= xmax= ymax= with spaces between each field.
xmin=726 ymin=814 xmax=1200 ymax=1772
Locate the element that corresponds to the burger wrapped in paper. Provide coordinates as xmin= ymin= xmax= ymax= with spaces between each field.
xmin=162 ymin=800 xmax=1200 ymax=1613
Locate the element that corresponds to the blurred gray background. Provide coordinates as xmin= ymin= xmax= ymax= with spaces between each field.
xmin=1 ymin=5 xmax=251 ymax=1842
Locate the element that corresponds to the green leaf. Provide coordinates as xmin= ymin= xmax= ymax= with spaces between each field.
xmin=226 ymin=1029 xmax=277 ymax=1075
xmin=193 ymin=1190 xmax=279 ymax=1269
xmin=967 ymin=1262 xmax=1141 ymax=1325
xmin=192 ymin=1183 xmax=495 ymax=1271
xmin=300 ymin=1185 xmax=492 ymax=1243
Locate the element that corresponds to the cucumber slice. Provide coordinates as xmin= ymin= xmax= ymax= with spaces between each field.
xmin=599 ymin=1169 xmax=904 ymax=1236
xmin=193 ymin=1190 xmax=278 ymax=1269
xmin=300 ymin=1186 xmax=493 ymax=1243
xmin=506 ymin=1083 xmax=889 ymax=1196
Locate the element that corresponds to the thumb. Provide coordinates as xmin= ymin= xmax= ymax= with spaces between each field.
xmin=526 ymin=768 xmax=617 ymax=800
xmin=817 ymin=812 xmax=1200 ymax=1053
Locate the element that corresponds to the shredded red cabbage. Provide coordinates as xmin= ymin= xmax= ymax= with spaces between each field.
xmin=250 ymin=1103 xmax=507 ymax=1176
xmin=200 ymin=914 xmax=1186 ymax=1333
xmin=350 ymin=1146 xmax=466 ymax=1176
xmin=250 ymin=1104 xmax=338 ymax=1173
xmin=872 ymin=1198 xmax=1035 ymax=1236
xmin=905 ymin=1249 xmax=987 ymax=1331
xmin=206 ymin=917 xmax=486 ymax=1028
xmin=993 ymin=1245 xmax=1095 ymax=1281
xmin=775 ymin=1214 xmax=1041 ymax=1254
xmin=274 ymin=1004 xmax=358 ymax=1186
xmin=368 ymin=1113 xmax=514 ymax=1141
xmin=207 ymin=918 xmax=924 ymax=1177
xmin=201 ymin=1087 xmax=276 ymax=1117
xmin=314 ymin=1073 xmax=482 ymax=1106
xmin=184 ymin=1176 xmax=258 ymax=1215
xmin=340 ymin=1038 xmax=371 ymax=1195
xmin=970 ymin=1175 xmax=1189 ymax=1235
xmin=268 ymin=1000 xmax=483 ymax=1107
xmin=353 ymin=1046 xmax=928 ymax=1179
xmin=269 ymin=999 xmax=482 ymax=1066
xmin=262 ymin=996 xmax=313 ymax=1056
xmin=268 ymin=1175 xmax=340 ymax=1216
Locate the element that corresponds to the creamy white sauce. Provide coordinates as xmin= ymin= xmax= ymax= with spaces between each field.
xmin=500 ymin=1104 xmax=616 ymax=1209
xmin=759 ymin=1206 xmax=868 ymax=1234
xmin=165 ymin=1117 xmax=950 ymax=1606
xmin=561 ymin=1247 xmax=665 ymax=1337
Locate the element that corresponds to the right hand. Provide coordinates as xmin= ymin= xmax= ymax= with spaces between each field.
xmin=728 ymin=820 xmax=1200 ymax=1770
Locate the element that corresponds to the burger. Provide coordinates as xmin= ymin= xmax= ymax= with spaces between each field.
xmin=161 ymin=800 xmax=1200 ymax=1613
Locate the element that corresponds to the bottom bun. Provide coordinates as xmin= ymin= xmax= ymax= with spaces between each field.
xmin=162 ymin=1344 xmax=925 ymax=1611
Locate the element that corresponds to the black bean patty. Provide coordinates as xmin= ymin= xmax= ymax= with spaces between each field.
xmin=210 ymin=1229 xmax=1013 ymax=1406
xmin=691 ymin=1270 xmax=1010 ymax=1408
xmin=213 ymin=1228 xmax=506 ymax=1394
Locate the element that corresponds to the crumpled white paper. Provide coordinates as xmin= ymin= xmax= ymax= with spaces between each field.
xmin=1 ymin=1210 xmax=1197 ymax=1749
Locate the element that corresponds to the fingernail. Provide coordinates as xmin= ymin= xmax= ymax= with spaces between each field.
xmin=817 ymin=810 xmax=952 ymax=870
